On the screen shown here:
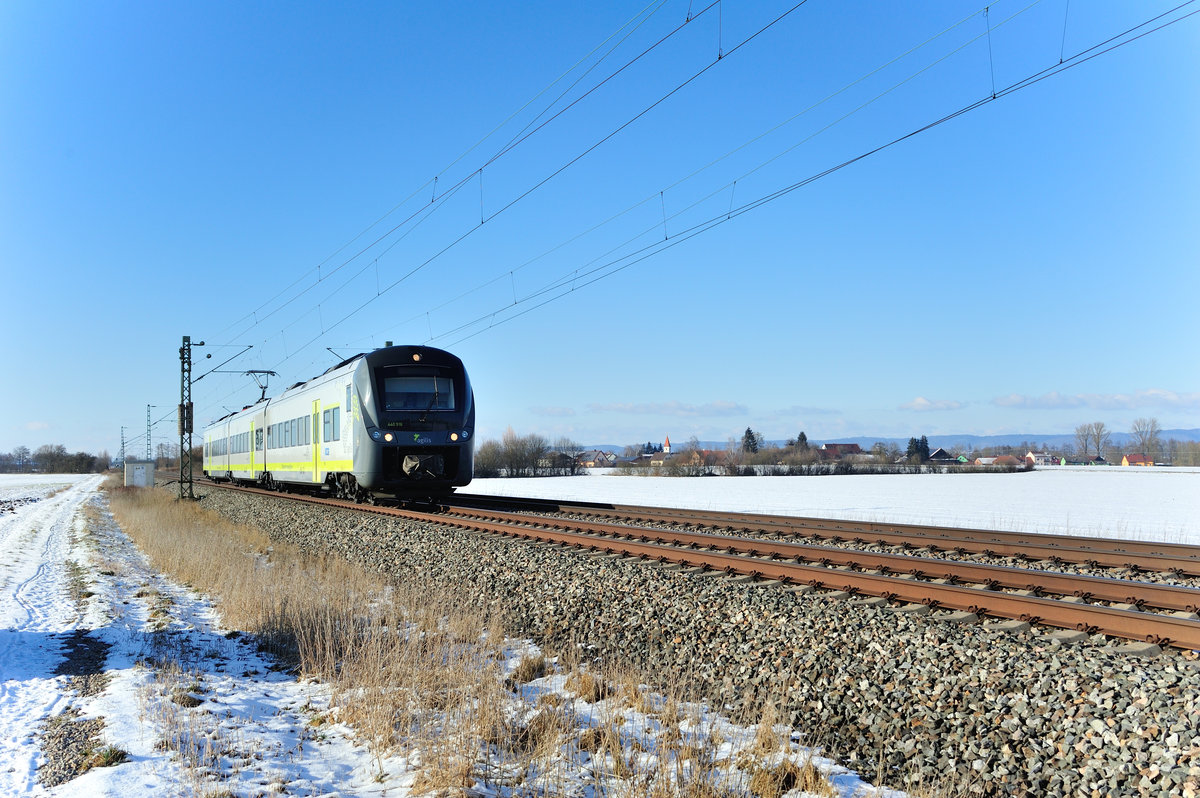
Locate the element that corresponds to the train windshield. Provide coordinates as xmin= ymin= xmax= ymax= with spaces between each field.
xmin=382 ymin=374 xmax=456 ymax=412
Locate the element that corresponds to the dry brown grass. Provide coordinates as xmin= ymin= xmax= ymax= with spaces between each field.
xmin=509 ymin=652 xmax=548 ymax=684
xmin=102 ymin=484 xmax=844 ymax=798
xmin=564 ymin=668 xmax=613 ymax=703
xmin=746 ymin=756 xmax=835 ymax=798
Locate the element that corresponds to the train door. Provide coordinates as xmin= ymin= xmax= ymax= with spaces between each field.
xmin=312 ymin=400 xmax=320 ymax=483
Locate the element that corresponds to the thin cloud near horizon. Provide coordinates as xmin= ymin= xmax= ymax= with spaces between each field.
xmin=994 ymin=389 xmax=1200 ymax=411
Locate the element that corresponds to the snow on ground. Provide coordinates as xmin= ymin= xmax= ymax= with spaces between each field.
xmin=467 ymin=467 xmax=1200 ymax=545
xmin=1 ymin=474 xmax=415 ymax=797
xmin=1 ymin=475 xmax=896 ymax=797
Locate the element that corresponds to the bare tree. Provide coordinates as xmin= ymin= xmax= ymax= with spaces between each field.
xmin=1074 ymin=423 xmax=1092 ymax=457
xmin=871 ymin=441 xmax=900 ymax=463
xmin=1130 ymin=417 xmax=1162 ymax=455
xmin=474 ymin=439 xmax=503 ymax=476
xmin=723 ymin=436 xmax=744 ymax=475
xmin=552 ymin=436 xmax=582 ymax=475
xmin=1088 ymin=421 xmax=1112 ymax=459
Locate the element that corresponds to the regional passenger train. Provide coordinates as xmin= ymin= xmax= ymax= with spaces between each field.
xmin=202 ymin=345 xmax=474 ymax=501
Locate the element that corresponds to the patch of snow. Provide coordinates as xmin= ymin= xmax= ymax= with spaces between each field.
xmin=467 ymin=468 xmax=1200 ymax=544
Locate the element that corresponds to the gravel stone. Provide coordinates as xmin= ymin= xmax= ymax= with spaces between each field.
xmin=199 ymin=488 xmax=1200 ymax=797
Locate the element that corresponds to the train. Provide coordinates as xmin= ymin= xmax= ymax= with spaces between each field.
xmin=202 ymin=345 xmax=474 ymax=501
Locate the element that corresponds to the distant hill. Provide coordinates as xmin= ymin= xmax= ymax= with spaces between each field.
xmin=583 ymin=429 xmax=1200 ymax=453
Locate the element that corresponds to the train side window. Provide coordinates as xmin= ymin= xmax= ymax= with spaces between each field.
xmin=256 ymin=429 xmax=263 ymax=450
xmin=332 ymin=407 xmax=341 ymax=441
xmin=323 ymin=410 xmax=330 ymax=442
xmin=291 ymin=418 xmax=298 ymax=447
xmin=346 ymin=386 xmax=351 ymax=418
xmin=303 ymin=415 xmax=310 ymax=445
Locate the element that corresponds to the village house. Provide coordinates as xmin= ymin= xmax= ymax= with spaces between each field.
xmin=818 ymin=443 xmax=863 ymax=460
xmin=927 ymin=447 xmax=958 ymax=463
xmin=576 ymin=450 xmax=616 ymax=468
xmin=1025 ymin=451 xmax=1060 ymax=467
xmin=1065 ymin=455 xmax=1107 ymax=465
xmin=1121 ymin=453 xmax=1154 ymax=467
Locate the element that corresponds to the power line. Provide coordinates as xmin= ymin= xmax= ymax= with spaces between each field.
xmin=191 ymin=1 xmax=1195 ymax=428
xmin=425 ymin=1 xmax=1199 ymax=346
xmin=247 ymin=0 xmax=815 ymax=377
xmin=293 ymin=0 xmax=1021 ymax=356
xmin=358 ymin=0 xmax=1035 ymax=348
xmin=211 ymin=0 xmax=675 ymax=346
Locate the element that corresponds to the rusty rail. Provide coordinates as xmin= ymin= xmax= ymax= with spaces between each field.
xmin=439 ymin=505 xmax=1200 ymax=613
xmin=450 ymin=493 xmax=1200 ymax=576
xmin=207 ymin=483 xmax=1200 ymax=649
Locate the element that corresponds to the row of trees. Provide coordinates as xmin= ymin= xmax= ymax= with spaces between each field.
xmin=1074 ymin=418 xmax=1164 ymax=459
xmin=0 ymin=441 xmax=192 ymax=474
xmin=0 ymin=444 xmax=111 ymax=474
xmin=473 ymin=415 xmax=1197 ymax=479
xmin=474 ymin=428 xmax=583 ymax=478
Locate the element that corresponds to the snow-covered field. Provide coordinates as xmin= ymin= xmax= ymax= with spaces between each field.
xmin=1 ymin=474 xmax=893 ymax=797
xmin=467 ymin=467 xmax=1200 ymax=545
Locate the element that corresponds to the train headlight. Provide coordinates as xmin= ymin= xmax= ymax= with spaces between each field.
xmin=383 ymin=432 xmax=394 ymax=442
xmin=450 ymin=433 xmax=459 ymax=442
xmin=461 ymin=430 xmax=470 ymax=440
xmin=412 ymin=353 xmax=421 ymax=362
xmin=371 ymin=430 xmax=381 ymax=441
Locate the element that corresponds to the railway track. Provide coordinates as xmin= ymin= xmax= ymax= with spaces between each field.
xmin=204 ymin=483 xmax=1200 ymax=650
xmin=451 ymin=493 xmax=1200 ymax=577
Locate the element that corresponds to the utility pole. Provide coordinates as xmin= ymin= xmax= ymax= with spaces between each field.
xmin=146 ymin=405 xmax=156 ymax=461
xmin=179 ymin=335 xmax=204 ymax=500
xmin=119 ymin=427 xmax=126 ymax=468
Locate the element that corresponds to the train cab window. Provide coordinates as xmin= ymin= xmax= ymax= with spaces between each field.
xmin=381 ymin=374 xmax=455 ymax=411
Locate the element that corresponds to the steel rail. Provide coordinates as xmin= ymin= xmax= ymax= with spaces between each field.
xmin=459 ymin=521 xmax=1200 ymax=650
xmin=438 ymin=505 xmax=1200 ymax=613
xmin=206 ymin=484 xmax=1200 ymax=649
xmin=449 ymin=493 xmax=1200 ymax=576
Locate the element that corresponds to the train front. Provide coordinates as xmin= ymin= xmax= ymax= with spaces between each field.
xmin=353 ymin=345 xmax=475 ymax=497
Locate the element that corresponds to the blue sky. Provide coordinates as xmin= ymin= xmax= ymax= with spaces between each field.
xmin=1 ymin=0 xmax=1197 ymax=456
